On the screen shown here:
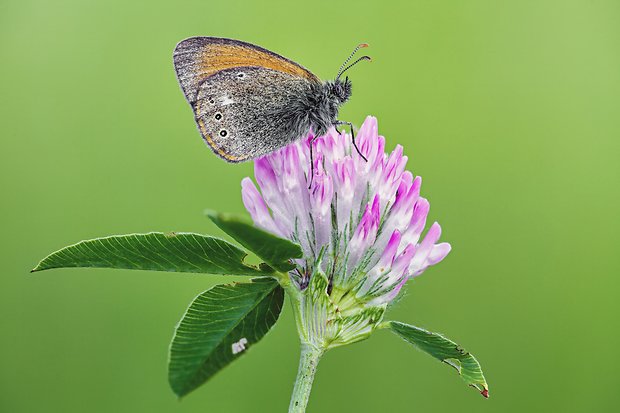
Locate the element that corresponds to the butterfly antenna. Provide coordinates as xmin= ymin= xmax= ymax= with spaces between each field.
xmin=336 ymin=43 xmax=369 ymax=80
xmin=337 ymin=55 xmax=371 ymax=79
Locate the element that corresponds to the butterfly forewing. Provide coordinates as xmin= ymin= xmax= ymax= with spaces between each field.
xmin=173 ymin=37 xmax=321 ymax=161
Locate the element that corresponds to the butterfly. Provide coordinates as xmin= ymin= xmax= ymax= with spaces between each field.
xmin=172 ymin=37 xmax=370 ymax=168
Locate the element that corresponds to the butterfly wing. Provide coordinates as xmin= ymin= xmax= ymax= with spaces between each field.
xmin=173 ymin=37 xmax=320 ymax=161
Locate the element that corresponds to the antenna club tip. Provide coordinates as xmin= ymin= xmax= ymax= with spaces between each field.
xmin=359 ymin=43 xmax=369 ymax=48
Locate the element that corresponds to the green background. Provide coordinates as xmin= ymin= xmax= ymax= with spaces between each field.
xmin=2 ymin=0 xmax=619 ymax=411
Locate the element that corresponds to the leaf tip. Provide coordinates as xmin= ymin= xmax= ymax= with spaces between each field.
xmin=30 ymin=264 xmax=43 ymax=273
xmin=168 ymin=379 xmax=187 ymax=399
xmin=204 ymin=209 xmax=218 ymax=220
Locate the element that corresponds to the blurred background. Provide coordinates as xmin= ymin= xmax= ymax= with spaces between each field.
xmin=2 ymin=0 xmax=619 ymax=411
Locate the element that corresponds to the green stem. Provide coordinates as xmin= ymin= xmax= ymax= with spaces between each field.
xmin=288 ymin=343 xmax=323 ymax=413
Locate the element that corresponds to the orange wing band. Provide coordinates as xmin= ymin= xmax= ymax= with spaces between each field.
xmin=197 ymin=43 xmax=318 ymax=83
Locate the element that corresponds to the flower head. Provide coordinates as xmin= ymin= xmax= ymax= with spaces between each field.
xmin=242 ymin=116 xmax=451 ymax=349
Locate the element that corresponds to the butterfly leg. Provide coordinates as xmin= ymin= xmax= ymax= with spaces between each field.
xmin=308 ymin=135 xmax=318 ymax=189
xmin=336 ymin=121 xmax=368 ymax=162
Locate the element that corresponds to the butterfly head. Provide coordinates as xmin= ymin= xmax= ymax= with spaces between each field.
xmin=327 ymin=77 xmax=352 ymax=104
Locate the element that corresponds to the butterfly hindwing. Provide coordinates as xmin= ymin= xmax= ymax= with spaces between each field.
xmin=192 ymin=66 xmax=315 ymax=161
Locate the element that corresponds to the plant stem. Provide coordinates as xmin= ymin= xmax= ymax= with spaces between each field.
xmin=288 ymin=343 xmax=323 ymax=413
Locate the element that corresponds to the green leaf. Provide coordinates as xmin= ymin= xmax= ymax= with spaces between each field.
xmin=206 ymin=210 xmax=302 ymax=272
xmin=31 ymin=232 xmax=266 ymax=276
xmin=389 ymin=321 xmax=489 ymax=398
xmin=168 ymin=277 xmax=284 ymax=397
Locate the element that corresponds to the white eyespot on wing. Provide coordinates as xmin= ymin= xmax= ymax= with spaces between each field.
xmin=219 ymin=95 xmax=235 ymax=106
xmin=232 ymin=337 xmax=248 ymax=355
xmin=236 ymin=72 xmax=246 ymax=79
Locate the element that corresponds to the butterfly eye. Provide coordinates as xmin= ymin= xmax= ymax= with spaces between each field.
xmin=219 ymin=129 xmax=228 ymax=137
xmin=237 ymin=72 xmax=245 ymax=79
xmin=215 ymin=113 xmax=222 ymax=120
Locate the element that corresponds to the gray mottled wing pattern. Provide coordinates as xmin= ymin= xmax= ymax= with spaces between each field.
xmin=192 ymin=66 xmax=314 ymax=162
xmin=173 ymin=37 xmax=321 ymax=161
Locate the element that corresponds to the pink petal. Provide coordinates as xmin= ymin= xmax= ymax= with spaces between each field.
xmin=391 ymin=243 xmax=416 ymax=276
xmin=241 ymin=178 xmax=279 ymax=234
xmin=401 ymin=197 xmax=430 ymax=246
xmin=377 ymin=230 xmax=401 ymax=270
xmin=428 ymin=242 xmax=452 ymax=265
xmin=409 ymin=222 xmax=443 ymax=276
xmin=310 ymin=166 xmax=334 ymax=250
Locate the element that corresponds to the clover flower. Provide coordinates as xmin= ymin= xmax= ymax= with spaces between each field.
xmin=34 ymin=115 xmax=488 ymax=412
xmin=242 ymin=116 xmax=451 ymax=349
